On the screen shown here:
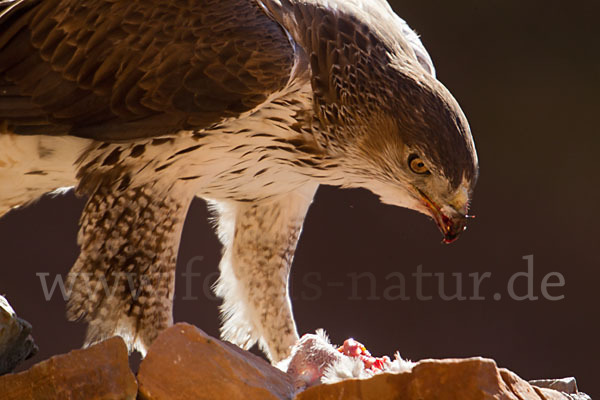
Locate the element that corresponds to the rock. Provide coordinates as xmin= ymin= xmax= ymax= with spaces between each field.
xmin=529 ymin=377 xmax=587 ymax=396
xmin=0 ymin=336 xmax=137 ymax=400
xmin=0 ymin=321 xmax=589 ymax=400
xmin=0 ymin=295 xmax=37 ymax=375
xmin=294 ymin=357 xmax=590 ymax=400
xmin=137 ymin=323 xmax=295 ymax=400
xmin=500 ymin=367 xmax=548 ymax=399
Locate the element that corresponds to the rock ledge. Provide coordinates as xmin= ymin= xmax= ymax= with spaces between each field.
xmin=0 ymin=323 xmax=590 ymax=400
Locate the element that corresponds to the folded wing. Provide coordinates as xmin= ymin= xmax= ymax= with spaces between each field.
xmin=0 ymin=0 xmax=295 ymax=140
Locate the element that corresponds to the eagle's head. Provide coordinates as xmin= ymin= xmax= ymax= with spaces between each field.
xmin=308 ymin=20 xmax=478 ymax=243
xmin=355 ymin=73 xmax=479 ymax=244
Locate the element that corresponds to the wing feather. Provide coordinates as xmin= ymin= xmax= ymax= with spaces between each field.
xmin=0 ymin=0 xmax=295 ymax=139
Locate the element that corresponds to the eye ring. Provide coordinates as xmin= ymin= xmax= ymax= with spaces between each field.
xmin=408 ymin=154 xmax=430 ymax=175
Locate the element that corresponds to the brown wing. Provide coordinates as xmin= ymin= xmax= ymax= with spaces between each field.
xmin=0 ymin=0 xmax=294 ymax=140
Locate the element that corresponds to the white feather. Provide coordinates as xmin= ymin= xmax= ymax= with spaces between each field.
xmin=0 ymin=133 xmax=88 ymax=216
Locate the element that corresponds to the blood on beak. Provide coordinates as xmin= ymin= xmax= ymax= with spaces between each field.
xmin=438 ymin=214 xmax=467 ymax=244
xmin=416 ymin=189 xmax=469 ymax=244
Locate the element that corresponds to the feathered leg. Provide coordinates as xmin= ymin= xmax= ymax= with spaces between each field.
xmin=211 ymin=183 xmax=318 ymax=363
xmin=66 ymin=182 xmax=192 ymax=355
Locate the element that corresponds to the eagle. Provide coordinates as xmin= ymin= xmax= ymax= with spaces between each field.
xmin=0 ymin=0 xmax=478 ymax=363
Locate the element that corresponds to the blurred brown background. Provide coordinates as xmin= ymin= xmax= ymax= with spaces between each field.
xmin=1 ymin=0 xmax=599 ymax=395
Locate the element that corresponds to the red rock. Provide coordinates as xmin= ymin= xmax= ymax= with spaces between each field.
xmin=137 ymin=323 xmax=295 ymax=400
xmin=3 ymin=321 xmax=586 ymax=400
xmin=500 ymin=368 xmax=549 ymax=399
xmin=0 ymin=336 xmax=137 ymax=399
xmin=294 ymin=357 xmax=586 ymax=400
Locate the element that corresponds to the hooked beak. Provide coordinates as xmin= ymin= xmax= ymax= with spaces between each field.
xmin=416 ymin=189 xmax=469 ymax=244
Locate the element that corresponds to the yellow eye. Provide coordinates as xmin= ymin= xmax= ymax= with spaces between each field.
xmin=408 ymin=155 xmax=430 ymax=175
